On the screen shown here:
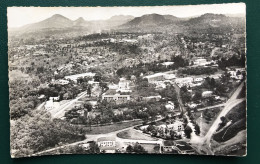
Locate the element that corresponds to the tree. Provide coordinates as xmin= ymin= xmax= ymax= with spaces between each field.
xmin=86 ymin=142 xmax=100 ymax=153
xmin=126 ymin=145 xmax=134 ymax=153
xmin=194 ymin=124 xmax=201 ymax=135
xmin=84 ymin=103 xmax=93 ymax=112
xmin=184 ymin=125 xmax=192 ymax=139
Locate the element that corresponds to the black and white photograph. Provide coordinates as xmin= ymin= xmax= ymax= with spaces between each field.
xmin=8 ymin=3 xmax=246 ymax=158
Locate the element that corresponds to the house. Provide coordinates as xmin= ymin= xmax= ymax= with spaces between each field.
xmin=64 ymin=72 xmax=96 ymax=82
xmin=202 ymin=91 xmax=213 ymax=98
xmin=97 ymin=137 xmax=116 ymax=153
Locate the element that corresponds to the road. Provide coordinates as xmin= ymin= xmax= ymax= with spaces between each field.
xmin=197 ymin=103 xmax=225 ymax=111
xmin=172 ymin=83 xmax=186 ymax=113
xmin=52 ymin=91 xmax=89 ymax=118
xmin=32 ymin=118 xmax=164 ymax=156
xmin=193 ymin=81 xmax=245 ymax=155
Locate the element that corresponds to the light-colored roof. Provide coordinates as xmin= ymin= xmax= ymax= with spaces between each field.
xmin=144 ymin=73 xmax=165 ymax=79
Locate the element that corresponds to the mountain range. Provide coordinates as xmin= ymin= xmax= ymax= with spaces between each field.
xmin=9 ymin=13 xmax=245 ymax=36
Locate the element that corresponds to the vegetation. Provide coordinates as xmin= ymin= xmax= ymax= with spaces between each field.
xmin=10 ymin=111 xmax=86 ymax=158
xmin=126 ymin=143 xmax=147 ymax=153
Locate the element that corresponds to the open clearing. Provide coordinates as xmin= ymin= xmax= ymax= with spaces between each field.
xmin=117 ymin=129 xmax=158 ymax=141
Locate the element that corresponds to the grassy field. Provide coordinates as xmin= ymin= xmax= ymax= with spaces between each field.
xmin=117 ymin=129 xmax=158 ymax=141
xmin=84 ymin=120 xmax=143 ymax=135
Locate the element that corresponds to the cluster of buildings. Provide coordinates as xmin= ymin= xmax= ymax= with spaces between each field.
xmin=102 ymin=78 xmax=132 ymax=103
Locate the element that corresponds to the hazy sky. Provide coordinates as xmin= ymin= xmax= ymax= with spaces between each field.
xmin=8 ymin=3 xmax=245 ymax=28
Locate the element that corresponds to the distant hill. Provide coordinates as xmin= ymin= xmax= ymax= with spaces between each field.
xmin=20 ymin=14 xmax=73 ymax=31
xmin=121 ymin=14 xmax=178 ymax=28
xmin=73 ymin=17 xmax=87 ymax=26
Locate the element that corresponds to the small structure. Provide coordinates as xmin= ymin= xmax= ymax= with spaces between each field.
xmin=162 ymin=62 xmax=174 ymax=67
xmin=49 ymin=96 xmax=60 ymax=101
xmin=202 ymin=91 xmax=213 ymax=98
xmin=56 ymin=79 xmax=69 ymax=85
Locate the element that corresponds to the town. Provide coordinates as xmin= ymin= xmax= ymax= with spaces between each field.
xmin=9 ymin=6 xmax=246 ymax=158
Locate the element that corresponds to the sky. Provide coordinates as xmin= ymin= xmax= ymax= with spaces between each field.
xmin=8 ymin=3 xmax=246 ymax=28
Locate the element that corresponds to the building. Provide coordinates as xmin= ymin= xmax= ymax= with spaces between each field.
xmin=202 ymin=91 xmax=213 ymax=98
xmin=164 ymin=74 xmax=176 ymax=80
xmin=158 ymin=120 xmax=184 ymax=132
xmin=102 ymin=93 xmax=130 ymax=102
xmin=193 ymin=77 xmax=204 ymax=82
xmin=64 ymin=72 xmax=96 ymax=82
xmin=194 ymin=58 xmax=209 ymax=66
xmin=56 ymin=79 xmax=69 ymax=85
xmin=162 ymin=62 xmax=174 ymax=67
xmin=97 ymin=137 xmax=116 ymax=153
xmin=142 ymin=95 xmax=162 ymax=102
xmin=49 ymin=96 xmax=60 ymax=101
xmin=165 ymin=101 xmax=175 ymax=111
xmin=116 ymin=78 xmax=132 ymax=92
xmin=144 ymin=73 xmax=165 ymax=83
xmin=175 ymin=77 xmax=194 ymax=88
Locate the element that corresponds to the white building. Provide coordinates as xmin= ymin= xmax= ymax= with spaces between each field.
xmin=97 ymin=137 xmax=116 ymax=153
xmin=202 ymin=91 xmax=213 ymax=98
xmin=162 ymin=62 xmax=174 ymax=67
xmin=144 ymin=73 xmax=165 ymax=83
xmin=164 ymin=74 xmax=176 ymax=80
xmin=116 ymin=78 xmax=132 ymax=92
xmin=194 ymin=58 xmax=209 ymax=66
xmin=165 ymin=101 xmax=175 ymax=111
xmin=49 ymin=96 xmax=60 ymax=101
xmin=102 ymin=93 xmax=130 ymax=102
